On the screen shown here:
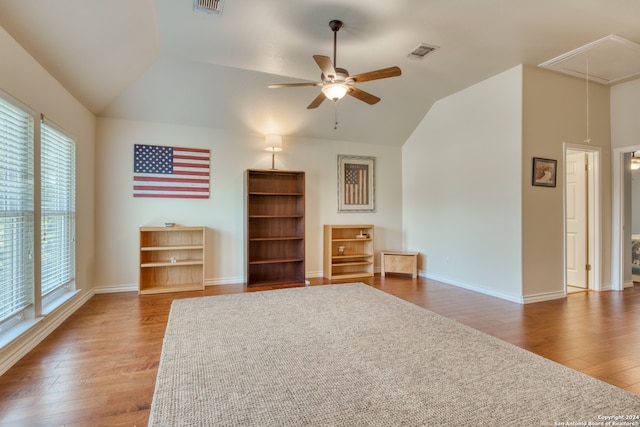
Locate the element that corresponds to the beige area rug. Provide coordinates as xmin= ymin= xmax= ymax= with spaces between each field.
xmin=149 ymin=283 xmax=640 ymax=426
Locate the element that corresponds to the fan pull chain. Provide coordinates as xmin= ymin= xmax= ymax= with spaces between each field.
xmin=334 ymin=101 xmax=339 ymax=130
xmin=585 ymin=57 xmax=591 ymax=144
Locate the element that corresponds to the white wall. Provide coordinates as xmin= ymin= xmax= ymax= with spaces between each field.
xmin=402 ymin=66 xmax=523 ymax=302
xmin=0 ymin=26 xmax=96 ymax=371
xmin=94 ymin=118 xmax=403 ymax=291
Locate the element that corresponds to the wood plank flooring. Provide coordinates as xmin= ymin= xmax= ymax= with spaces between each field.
xmin=0 ymin=276 xmax=639 ymax=426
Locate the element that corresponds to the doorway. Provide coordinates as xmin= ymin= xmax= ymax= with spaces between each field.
xmin=564 ymin=144 xmax=600 ymax=293
xmin=612 ymin=145 xmax=640 ymax=291
xmin=566 ymin=150 xmax=588 ymax=289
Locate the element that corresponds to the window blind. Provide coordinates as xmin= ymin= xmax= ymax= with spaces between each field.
xmin=41 ymin=123 xmax=75 ymax=299
xmin=0 ymin=98 xmax=35 ymax=323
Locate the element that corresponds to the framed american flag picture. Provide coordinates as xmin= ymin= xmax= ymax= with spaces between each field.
xmin=337 ymin=155 xmax=375 ymax=212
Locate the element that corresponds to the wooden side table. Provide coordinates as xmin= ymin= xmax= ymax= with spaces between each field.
xmin=381 ymin=251 xmax=419 ymax=278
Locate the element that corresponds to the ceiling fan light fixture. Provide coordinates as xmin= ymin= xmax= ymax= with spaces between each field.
xmin=267 ymin=19 xmax=401 ymax=111
xmin=322 ymin=83 xmax=349 ymax=101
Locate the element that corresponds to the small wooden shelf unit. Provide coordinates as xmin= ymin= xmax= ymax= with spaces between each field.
xmin=324 ymin=224 xmax=374 ymax=280
xmin=245 ymin=170 xmax=305 ymax=287
xmin=138 ymin=226 xmax=205 ymax=295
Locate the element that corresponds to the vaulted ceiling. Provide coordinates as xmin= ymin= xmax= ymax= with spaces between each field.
xmin=1 ymin=0 xmax=639 ymax=145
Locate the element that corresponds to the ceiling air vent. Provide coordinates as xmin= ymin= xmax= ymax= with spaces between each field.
xmin=407 ymin=43 xmax=439 ymax=60
xmin=193 ymin=0 xmax=225 ymax=15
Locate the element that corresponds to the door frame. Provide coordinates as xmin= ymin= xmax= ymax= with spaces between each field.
xmin=612 ymin=144 xmax=640 ymax=291
xmin=563 ymin=142 xmax=601 ymax=292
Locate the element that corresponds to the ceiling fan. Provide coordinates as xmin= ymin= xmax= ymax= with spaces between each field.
xmin=268 ymin=20 xmax=402 ymax=109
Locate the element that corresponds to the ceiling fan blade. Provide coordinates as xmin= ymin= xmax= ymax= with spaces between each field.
xmin=349 ymin=66 xmax=401 ymax=83
xmin=307 ymin=92 xmax=326 ymax=109
xmin=268 ymin=82 xmax=321 ymax=88
xmin=313 ymin=55 xmax=337 ymax=79
xmin=347 ymin=86 xmax=380 ymax=105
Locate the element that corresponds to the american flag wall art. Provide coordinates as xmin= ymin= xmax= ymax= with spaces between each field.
xmin=337 ymin=155 xmax=375 ymax=212
xmin=344 ymin=163 xmax=369 ymax=205
xmin=133 ymin=144 xmax=210 ymax=198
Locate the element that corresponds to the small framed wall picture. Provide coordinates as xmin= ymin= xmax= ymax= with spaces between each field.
xmin=532 ymin=157 xmax=557 ymax=187
xmin=337 ymin=155 xmax=375 ymax=212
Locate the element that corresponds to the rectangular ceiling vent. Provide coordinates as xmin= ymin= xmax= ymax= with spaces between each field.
xmin=407 ymin=43 xmax=439 ymax=60
xmin=193 ymin=0 xmax=225 ymax=15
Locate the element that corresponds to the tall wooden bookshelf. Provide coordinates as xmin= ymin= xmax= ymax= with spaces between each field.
xmin=323 ymin=224 xmax=374 ymax=280
xmin=138 ymin=226 xmax=205 ymax=295
xmin=245 ymin=170 xmax=305 ymax=287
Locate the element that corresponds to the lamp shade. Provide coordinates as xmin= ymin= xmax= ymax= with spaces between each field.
xmin=264 ymin=134 xmax=283 ymax=152
xmin=321 ymin=83 xmax=348 ymax=101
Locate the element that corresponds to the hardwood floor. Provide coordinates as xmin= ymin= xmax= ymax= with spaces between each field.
xmin=0 ymin=276 xmax=639 ymax=426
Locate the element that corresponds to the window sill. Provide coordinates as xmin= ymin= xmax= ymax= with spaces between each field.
xmin=0 ymin=289 xmax=80 ymax=350
xmin=0 ymin=317 xmax=43 ymax=349
xmin=42 ymin=288 xmax=81 ymax=316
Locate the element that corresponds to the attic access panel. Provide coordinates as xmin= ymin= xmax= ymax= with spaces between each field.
xmin=539 ymin=34 xmax=640 ymax=84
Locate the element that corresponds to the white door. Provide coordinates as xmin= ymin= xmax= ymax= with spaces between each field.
xmin=566 ymin=151 xmax=588 ymax=288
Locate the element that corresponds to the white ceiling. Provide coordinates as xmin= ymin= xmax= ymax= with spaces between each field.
xmin=1 ymin=0 xmax=640 ymax=146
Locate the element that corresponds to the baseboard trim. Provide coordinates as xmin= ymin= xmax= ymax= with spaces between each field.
xmin=305 ymin=271 xmax=323 ymax=279
xmin=424 ymin=272 xmax=524 ymax=304
xmin=522 ymin=290 xmax=566 ymax=304
xmin=94 ymin=284 xmax=138 ymax=294
xmin=599 ymin=282 xmax=613 ymax=291
xmin=205 ymin=276 xmax=244 ymax=286
xmin=424 ymin=273 xmax=572 ymax=304
xmin=94 ymin=267 xmax=409 ymax=292
xmin=96 ymin=277 xmax=247 ymax=292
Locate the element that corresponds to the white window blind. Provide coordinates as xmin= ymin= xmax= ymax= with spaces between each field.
xmin=41 ymin=122 xmax=75 ymax=299
xmin=0 ymin=98 xmax=35 ymax=324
